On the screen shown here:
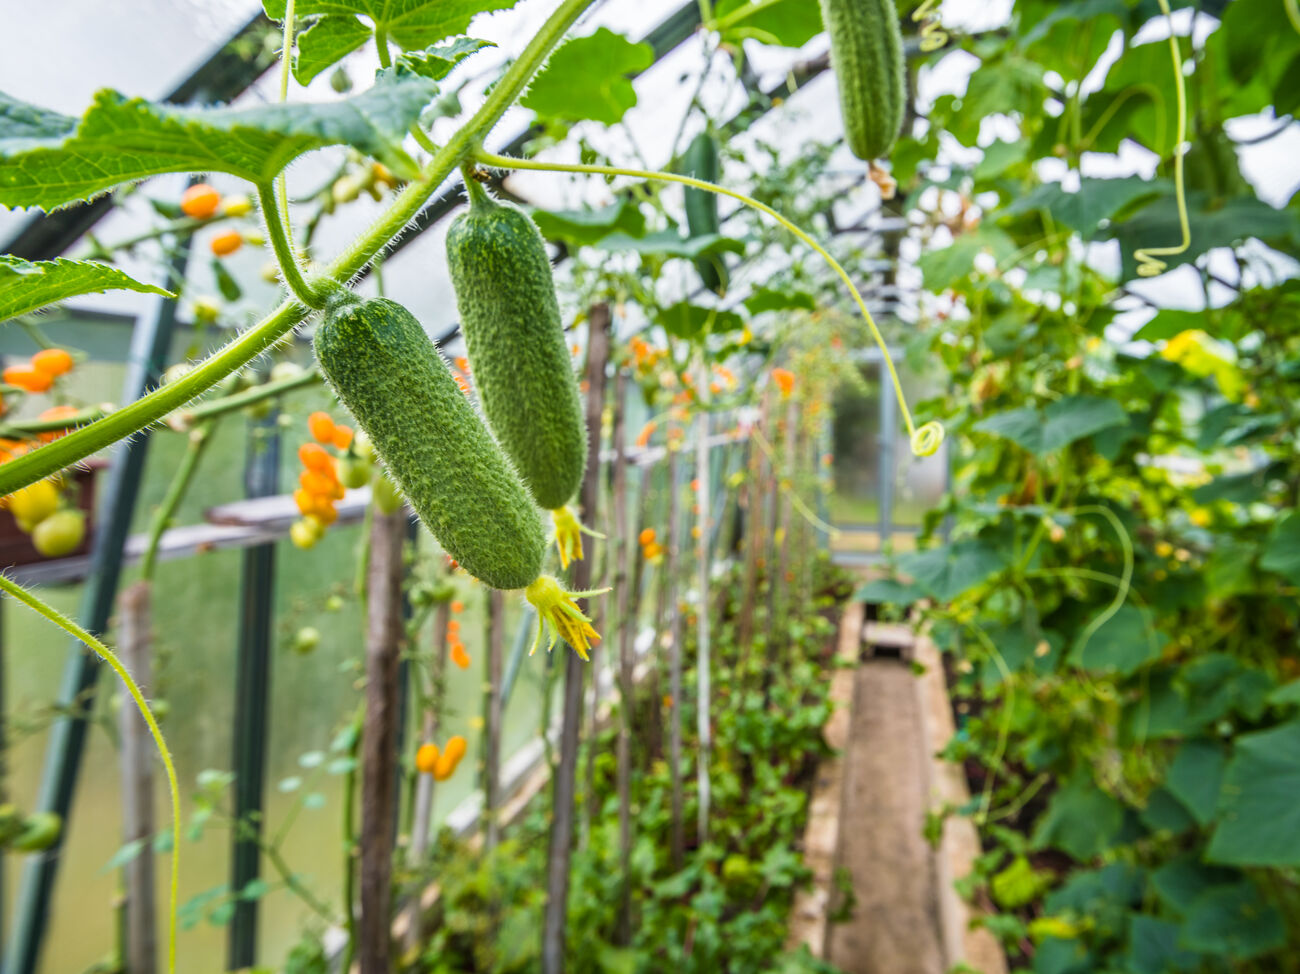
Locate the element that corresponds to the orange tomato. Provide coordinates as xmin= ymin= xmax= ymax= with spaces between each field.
xmin=31 ymin=348 xmax=74 ymax=377
xmin=307 ymin=411 xmax=336 ymax=444
xmin=298 ymin=442 xmax=334 ymax=474
xmin=180 ymin=183 xmax=222 ymax=219
xmin=638 ymin=528 xmax=656 ymax=546
xmin=770 ymin=367 xmax=795 ymax=398
xmin=300 ymin=470 xmax=335 ymax=495
xmin=447 ymin=619 xmax=460 ymax=635
xmin=3 ymin=366 xmax=53 ymax=393
xmin=331 ymin=425 xmax=353 ymax=451
xmin=415 ymin=743 xmax=440 ymax=775
xmin=450 ymin=642 xmax=470 ymax=670
xmin=37 ymin=405 xmax=81 ymax=443
xmin=450 ymin=600 xmax=464 ymax=614
xmin=209 ymin=229 xmax=243 ymax=257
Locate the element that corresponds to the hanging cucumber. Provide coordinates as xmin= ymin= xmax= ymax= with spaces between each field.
xmin=313 ymin=294 xmax=601 ymax=658
xmin=445 ymin=176 xmax=590 ymax=566
xmin=682 ymin=132 xmax=728 ymax=296
xmin=314 ymin=295 xmax=544 ymax=591
xmin=820 ymin=0 xmax=906 ymax=161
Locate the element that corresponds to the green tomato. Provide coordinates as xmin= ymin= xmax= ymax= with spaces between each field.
xmin=150 ymin=699 xmax=171 ymax=723
xmin=269 ymin=361 xmax=304 ymax=383
xmin=352 ymin=429 xmax=375 ymax=461
xmin=372 ymin=474 xmax=404 ymax=515
xmin=339 ymin=456 xmax=372 ymax=489
xmin=332 ymin=176 xmax=362 ymax=204
xmin=32 ymin=509 xmax=86 ymax=558
xmin=290 ymin=518 xmax=322 ymax=549
xmin=292 ymin=626 xmax=322 ymax=656
xmin=191 ymin=297 xmax=221 ymax=324
xmin=8 ymin=480 xmax=60 ymax=528
xmin=325 ymin=594 xmax=345 ymax=612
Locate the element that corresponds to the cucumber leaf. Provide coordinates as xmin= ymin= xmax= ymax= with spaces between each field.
xmin=521 ymin=28 xmax=653 ymax=125
xmin=0 ymin=71 xmax=437 ymax=210
xmin=0 ymin=255 xmax=171 ymax=321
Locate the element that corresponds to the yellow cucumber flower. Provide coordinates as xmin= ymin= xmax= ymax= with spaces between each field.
xmin=550 ymin=505 xmax=603 ymax=570
xmin=525 ymin=574 xmax=607 ymax=661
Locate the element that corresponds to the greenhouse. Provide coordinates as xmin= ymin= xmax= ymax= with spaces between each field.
xmin=0 ymin=0 xmax=1297 ymax=972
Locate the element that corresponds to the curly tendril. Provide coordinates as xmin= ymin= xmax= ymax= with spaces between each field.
xmin=1133 ymin=0 xmax=1191 ymax=278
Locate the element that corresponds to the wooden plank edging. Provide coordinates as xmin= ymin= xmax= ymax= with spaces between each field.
xmin=785 ymin=601 xmax=863 ymax=957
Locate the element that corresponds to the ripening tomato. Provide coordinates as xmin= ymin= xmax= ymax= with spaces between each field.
xmin=210 ymin=229 xmax=243 ymax=257
xmin=3 ymin=366 xmax=53 ymax=393
xmin=298 ymin=442 xmax=334 ymax=474
xmin=37 ymin=405 xmax=81 ymax=443
xmin=31 ymin=348 xmax=74 ymax=377
xmin=331 ymin=425 xmax=353 ymax=451
xmin=32 ymin=509 xmax=86 ymax=558
xmin=7 ymin=480 xmax=60 ymax=528
xmin=307 ymin=412 xmax=336 ymax=444
xmin=180 ymin=183 xmax=221 ymax=219
xmin=415 ymin=743 xmax=440 ymax=775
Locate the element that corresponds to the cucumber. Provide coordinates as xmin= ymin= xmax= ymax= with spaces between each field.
xmin=313 ymin=296 xmax=546 ymax=591
xmin=444 ymin=180 xmax=586 ymax=512
xmin=682 ymin=132 xmax=728 ymax=296
xmin=819 ymin=0 xmax=906 ymax=161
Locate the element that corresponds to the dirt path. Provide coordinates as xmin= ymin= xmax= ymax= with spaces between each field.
xmin=827 ymin=656 xmax=947 ymax=974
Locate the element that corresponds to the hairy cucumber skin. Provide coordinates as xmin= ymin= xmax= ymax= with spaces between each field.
xmin=445 ymin=191 xmax=586 ymax=510
xmin=820 ymin=0 xmax=906 ymax=161
xmin=682 ymin=132 xmax=727 ymax=295
xmin=314 ymin=297 xmax=545 ymax=590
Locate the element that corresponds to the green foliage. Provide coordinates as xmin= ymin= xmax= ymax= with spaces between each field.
xmin=414 ymin=563 xmax=852 ymax=973
xmin=445 ymin=184 xmax=587 ymax=511
xmin=521 ymin=28 xmax=653 ymax=125
xmin=313 ymin=296 xmax=546 ymax=589
xmin=866 ymin=2 xmax=1300 ymax=969
xmin=0 ymin=71 xmax=435 ymax=209
xmin=0 ymin=255 xmax=171 ymax=321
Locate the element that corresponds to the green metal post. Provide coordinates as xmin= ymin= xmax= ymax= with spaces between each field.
xmin=3 ymin=264 xmax=184 ymax=974
xmin=226 ymin=403 xmax=281 ymax=969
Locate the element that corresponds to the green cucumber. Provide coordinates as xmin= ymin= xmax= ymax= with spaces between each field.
xmin=313 ymin=296 xmax=546 ymax=590
xmin=820 ymin=0 xmax=906 ymax=161
xmin=682 ymin=132 xmax=728 ymax=296
xmin=445 ymin=180 xmax=586 ymax=511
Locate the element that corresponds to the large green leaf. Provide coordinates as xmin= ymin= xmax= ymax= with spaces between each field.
xmin=1181 ymin=882 xmax=1286 ymax=959
xmin=973 ymin=396 xmax=1128 ymax=455
xmin=1259 ymin=512 xmax=1300 ymax=585
xmin=395 ymin=37 xmax=495 ymax=81
xmin=711 ymin=0 xmax=823 ymax=48
xmin=532 ymin=196 xmax=646 ymax=247
xmin=1165 ymin=738 xmax=1226 ymax=827
xmin=1033 ymin=775 xmax=1126 ymax=860
xmin=0 ymin=73 xmax=437 ymax=210
xmin=1104 ymin=193 xmax=1300 ymax=280
xmin=265 ymin=0 xmax=513 ymax=51
xmin=1001 ymin=176 xmax=1165 ymax=240
xmin=655 ymin=302 xmax=744 ymax=342
xmin=1068 ymin=604 xmax=1165 ymax=676
xmin=0 ymin=255 xmax=171 ymax=321
xmin=743 ymin=287 xmax=815 ymax=315
xmin=1207 ymin=720 xmax=1300 ymax=867
xmin=894 ymin=539 xmax=1007 ymax=602
xmin=1124 ymin=915 xmax=1203 ymax=974
xmin=521 ymin=28 xmax=653 ymax=125
xmin=917 ymin=228 xmax=1017 ymax=291
xmin=293 ymin=15 xmax=373 ymax=84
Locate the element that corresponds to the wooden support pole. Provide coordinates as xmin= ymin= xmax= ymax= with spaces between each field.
xmin=118 ymin=580 xmax=156 ymax=974
xmin=358 ymin=508 xmax=407 ymax=974
xmin=666 ymin=444 xmax=686 ymax=871
xmin=542 ymin=302 xmax=609 ymax=974
xmin=611 ymin=369 xmax=634 ymax=945
xmin=694 ymin=392 xmax=712 ymax=847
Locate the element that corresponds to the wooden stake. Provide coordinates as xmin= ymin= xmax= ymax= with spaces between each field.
xmin=118 ymin=580 xmax=156 ymax=974
xmin=358 ymin=508 xmax=407 ymax=974
xmin=542 ymin=303 xmax=609 ymax=974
